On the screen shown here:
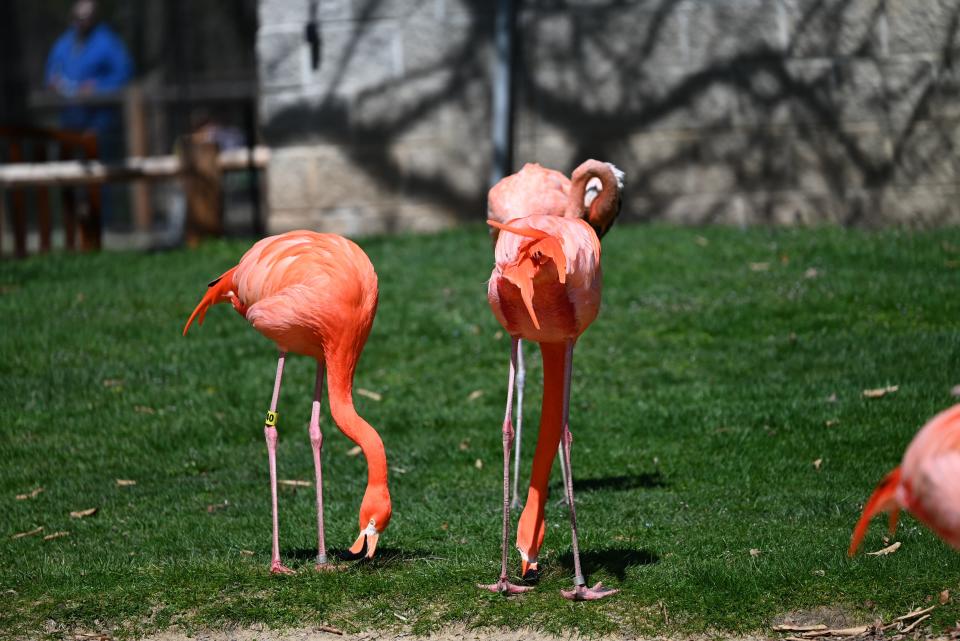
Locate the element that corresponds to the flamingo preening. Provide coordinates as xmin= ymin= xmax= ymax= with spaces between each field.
xmin=183 ymin=231 xmax=391 ymax=573
xmin=848 ymin=404 xmax=960 ymax=556
xmin=481 ymin=215 xmax=618 ymax=600
xmin=487 ymin=160 xmax=624 ymax=508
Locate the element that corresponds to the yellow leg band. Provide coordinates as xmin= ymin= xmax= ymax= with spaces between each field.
xmin=265 ymin=410 xmax=279 ymax=427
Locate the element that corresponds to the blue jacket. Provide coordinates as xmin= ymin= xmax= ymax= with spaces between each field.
xmin=45 ymin=24 xmax=133 ymax=134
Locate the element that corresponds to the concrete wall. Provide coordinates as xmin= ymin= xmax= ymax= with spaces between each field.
xmin=258 ymin=0 xmax=960 ymax=233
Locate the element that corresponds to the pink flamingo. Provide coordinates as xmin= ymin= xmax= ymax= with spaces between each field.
xmin=480 ymin=215 xmax=617 ymax=600
xmin=848 ymin=404 xmax=960 ymax=556
xmin=487 ymin=160 xmax=624 ymax=508
xmin=183 ymin=230 xmax=391 ymax=573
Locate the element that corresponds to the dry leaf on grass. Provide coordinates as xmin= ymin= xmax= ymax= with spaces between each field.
xmin=346 ymin=445 xmax=362 ymax=457
xmin=102 ymin=379 xmax=124 ymax=388
xmin=390 ymin=466 xmax=407 ymax=475
xmin=813 ymin=458 xmax=823 ymax=471
xmin=206 ymin=501 xmax=229 ymax=513
xmin=866 ymin=541 xmax=901 ymax=556
xmin=70 ymin=507 xmax=98 ymax=519
xmin=952 ymin=385 xmax=960 ymax=397
xmin=11 ymin=526 xmax=43 ymax=540
xmin=458 ymin=439 xmax=470 ymax=451
xmin=749 ymin=262 xmax=770 ymax=272
xmin=901 ymin=615 xmax=930 ymax=634
xmin=467 ymin=389 xmax=484 ymax=401
xmin=115 ymin=479 xmax=137 ymax=487
xmin=826 ymin=393 xmax=838 ymax=403
xmin=773 ymin=624 xmax=828 ymax=632
xmin=239 ymin=549 xmax=254 ymax=557
xmin=474 ymin=458 xmax=483 ymax=470
xmin=694 ymin=235 xmax=709 ymax=247
xmin=356 ymin=388 xmax=382 ymax=401
xmin=804 ymin=267 xmax=820 ymax=279
xmin=940 ymin=589 xmax=950 ymax=604
xmin=825 ymin=419 xmax=839 ymax=428
xmin=749 ymin=548 xmax=761 ymax=557
xmin=317 ymin=625 xmax=344 ymax=635
xmin=894 ymin=605 xmax=936 ymax=622
xmin=493 ymin=330 xmax=503 ymax=340
xmin=863 ymin=385 xmax=898 ymax=399
xmin=43 ymin=531 xmax=69 ymax=541
xmin=279 ymin=479 xmax=311 ymax=487
xmin=15 ymin=487 xmax=44 ymax=500
xmin=134 ymin=405 xmax=155 ymax=414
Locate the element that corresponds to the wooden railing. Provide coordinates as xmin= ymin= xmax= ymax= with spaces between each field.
xmin=0 ymin=139 xmax=269 ymax=258
xmin=0 ymin=126 xmax=101 ymax=257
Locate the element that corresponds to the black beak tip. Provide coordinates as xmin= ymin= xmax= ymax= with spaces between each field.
xmin=338 ymin=535 xmax=368 ymax=561
xmin=522 ymin=567 xmax=539 ymax=584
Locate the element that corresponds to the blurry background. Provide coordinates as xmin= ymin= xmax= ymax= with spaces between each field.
xmin=2 ymin=0 xmax=960 ymax=255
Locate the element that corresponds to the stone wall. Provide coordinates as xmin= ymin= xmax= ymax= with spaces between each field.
xmin=258 ymin=0 xmax=960 ymax=233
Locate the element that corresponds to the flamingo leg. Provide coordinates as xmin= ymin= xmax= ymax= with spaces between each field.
xmin=555 ymin=440 xmax=571 ymax=507
xmin=558 ymin=340 xmax=617 ymax=601
xmin=264 ymin=351 xmax=295 ymax=574
xmin=511 ymin=340 xmax=524 ymax=509
xmin=309 ymin=361 xmax=334 ymax=570
xmin=479 ymin=337 xmax=533 ymax=595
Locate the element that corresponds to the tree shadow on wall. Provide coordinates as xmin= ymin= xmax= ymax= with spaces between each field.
xmin=264 ymin=0 xmax=960 ymax=228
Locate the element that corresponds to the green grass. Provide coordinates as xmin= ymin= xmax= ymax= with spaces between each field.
xmin=2 ymin=223 xmax=960 ymax=639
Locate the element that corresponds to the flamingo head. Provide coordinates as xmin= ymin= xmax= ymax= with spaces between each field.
xmin=343 ymin=486 xmax=392 ymax=560
xmin=570 ymin=160 xmax=624 ymax=239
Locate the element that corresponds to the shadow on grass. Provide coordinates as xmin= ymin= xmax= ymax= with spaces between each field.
xmin=284 ymin=546 xmax=436 ymax=566
xmin=549 ymin=471 xmax=667 ymax=494
xmin=558 ymin=547 xmax=659 ymax=580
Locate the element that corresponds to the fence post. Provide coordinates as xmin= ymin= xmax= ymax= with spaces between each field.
xmin=79 ymin=133 xmax=102 ymax=251
xmin=178 ymin=135 xmax=222 ymax=246
xmin=34 ymin=142 xmax=51 ymax=252
xmin=9 ymin=139 xmax=26 ymax=258
xmin=124 ymin=83 xmax=152 ymax=231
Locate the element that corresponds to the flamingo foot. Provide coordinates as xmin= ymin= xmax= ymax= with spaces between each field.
xmin=478 ymin=578 xmax=535 ymax=595
xmin=561 ymin=582 xmax=618 ymax=601
xmin=270 ymin=561 xmax=295 ymax=575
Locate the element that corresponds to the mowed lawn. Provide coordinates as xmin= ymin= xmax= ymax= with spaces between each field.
xmin=2 ymin=223 xmax=960 ymax=639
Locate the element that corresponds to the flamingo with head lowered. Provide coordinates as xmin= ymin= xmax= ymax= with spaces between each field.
xmin=183 ymin=230 xmax=391 ymax=573
xmin=487 ymin=160 xmax=624 ymax=508
xmin=481 ymin=214 xmax=617 ymax=600
xmin=848 ymin=404 xmax=960 ymax=556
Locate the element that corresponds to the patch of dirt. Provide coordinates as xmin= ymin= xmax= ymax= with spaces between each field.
xmin=772 ymin=606 xmax=865 ymax=630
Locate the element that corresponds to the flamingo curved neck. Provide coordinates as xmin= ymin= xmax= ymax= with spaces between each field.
xmin=567 ymin=167 xmax=619 ymax=237
xmin=326 ymin=371 xmax=388 ymax=488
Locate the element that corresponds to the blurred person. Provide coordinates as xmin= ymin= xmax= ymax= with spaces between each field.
xmin=45 ymin=0 xmax=133 ymax=226
xmin=45 ymin=0 xmax=132 ymax=140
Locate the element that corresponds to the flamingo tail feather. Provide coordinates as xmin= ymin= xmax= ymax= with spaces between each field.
xmin=183 ymin=267 xmax=238 ymax=336
xmin=848 ymin=466 xmax=902 ymax=557
xmin=491 ymin=221 xmax=568 ymax=330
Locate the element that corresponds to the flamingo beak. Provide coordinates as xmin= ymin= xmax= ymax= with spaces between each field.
xmin=342 ymin=526 xmax=380 ymax=561
xmin=520 ymin=558 xmax=538 ymax=583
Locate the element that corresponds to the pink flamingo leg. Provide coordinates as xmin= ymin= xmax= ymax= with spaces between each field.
xmin=309 ymin=361 xmax=333 ymax=570
xmin=479 ymin=338 xmax=533 ymax=595
xmin=558 ymin=340 xmax=617 ymax=601
xmin=510 ymin=340 xmax=524 ymax=509
xmin=265 ymin=351 xmax=295 ymax=575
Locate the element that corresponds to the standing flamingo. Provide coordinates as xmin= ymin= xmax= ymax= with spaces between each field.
xmin=487 ymin=160 xmax=624 ymax=508
xmin=183 ymin=230 xmax=391 ymax=573
xmin=848 ymin=404 xmax=960 ymax=555
xmin=480 ymin=215 xmax=617 ymax=600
